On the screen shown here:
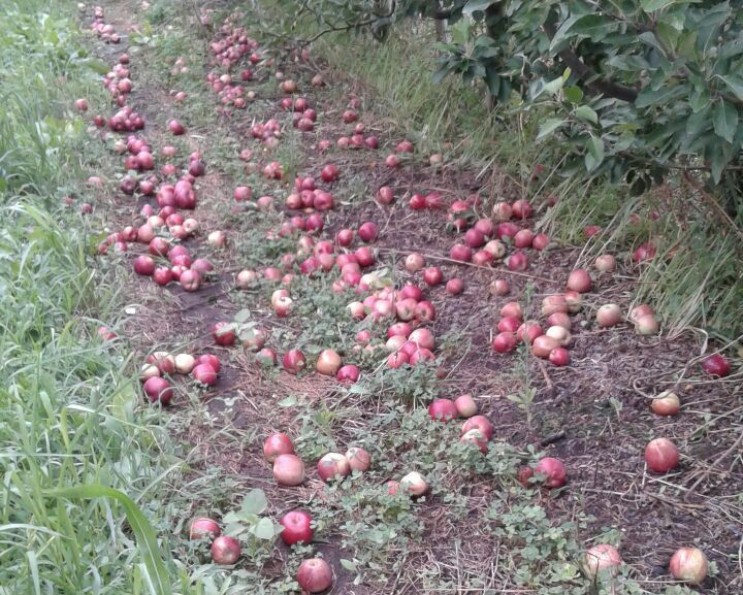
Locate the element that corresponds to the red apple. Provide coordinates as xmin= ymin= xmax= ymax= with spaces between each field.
xmin=428 ymin=398 xmax=458 ymax=422
xmin=279 ymin=510 xmax=313 ymax=546
xmin=358 ymin=221 xmax=378 ymax=243
xmin=583 ymin=544 xmax=622 ymax=578
xmin=650 ymin=391 xmax=680 ymax=416
xmin=210 ymin=535 xmax=240 ymax=565
xmin=296 ymin=558 xmax=333 ymax=593
xmin=282 ymin=349 xmax=306 ymax=374
xmin=317 ymin=452 xmax=351 ymax=483
xmin=335 ymin=364 xmax=361 ymax=383
xmin=423 ymin=267 xmax=443 ymax=286
xmin=190 ymin=517 xmax=221 ymax=540
xmin=263 ymin=433 xmax=295 ymax=462
xmin=567 ymin=268 xmax=592 ymax=293
xmin=143 ymin=377 xmax=173 ymax=405
xmin=192 ymin=363 xmax=218 ymax=385
xmin=345 ymin=447 xmax=371 ymax=472
xmin=460 ymin=428 xmax=489 ymax=453
xmin=645 ymin=437 xmax=679 ymax=474
xmin=454 ymin=394 xmax=477 ymax=417
xmin=273 ymin=453 xmax=305 ymax=486
xmin=461 ymin=415 xmax=494 ymax=441
xmin=211 ymin=322 xmax=236 ymax=346
xmin=533 ymin=457 xmax=567 ymax=488
xmin=669 ymin=547 xmax=708 ymax=585
xmin=701 ymin=353 xmax=731 ymax=377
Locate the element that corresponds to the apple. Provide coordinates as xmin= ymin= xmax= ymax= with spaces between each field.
xmin=669 ymin=547 xmax=708 ymax=585
xmin=533 ymin=457 xmax=566 ymax=488
xmin=701 ymin=353 xmax=731 ymax=377
xmin=317 ymin=453 xmax=351 ymax=483
xmin=423 ymin=267 xmax=443 ymax=286
xmin=516 ymin=466 xmax=534 ymax=487
xmin=296 ymin=558 xmax=333 ymax=593
xmin=428 ymin=398 xmax=458 ymax=422
xmin=461 ymin=415 xmax=494 ymax=440
xmin=460 ymin=428 xmax=489 ymax=453
xmin=645 ymin=437 xmax=679 ymax=473
xmin=189 ymin=517 xmax=221 ymax=540
xmin=212 ymin=322 xmax=236 ymax=346
xmin=358 ymin=221 xmax=378 ymax=242
xmin=650 ymin=391 xmax=680 ymax=416
xmin=279 ymin=510 xmax=313 ymax=546
xmin=583 ymin=544 xmax=622 ymax=578
xmin=446 ymin=278 xmax=464 ymax=295
xmin=282 ymin=349 xmax=306 ymax=374
xmin=400 ymin=471 xmax=428 ymax=496
xmin=273 ymin=454 xmax=305 ymax=486
xmin=316 ymin=349 xmax=341 ymax=376
xmin=142 ymin=377 xmax=173 ymax=405
xmin=454 ymin=394 xmax=477 ymax=417
xmin=594 ymin=254 xmax=616 ymax=272
xmin=210 ymin=535 xmax=240 ymax=565
xmin=566 ymin=268 xmax=592 ymax=293
xmin=337 ymin=362 xmax=360 ymax=382
xmin=263 ymin=433 xmax=295 ymax=462
xmin=596 ymin=304 xmax=622 ymax=328
xmin=345 ymin=447 xmax=371 ymax=472
xmin=192 ymin=363 xmax=218 ymax=385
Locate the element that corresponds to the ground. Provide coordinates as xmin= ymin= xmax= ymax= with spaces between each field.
xmin=82 ymin=0 xmax=742 ymax=593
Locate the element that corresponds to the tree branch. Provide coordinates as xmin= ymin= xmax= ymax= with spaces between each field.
xmin=543 ymin=22 xmax=639 ymax=102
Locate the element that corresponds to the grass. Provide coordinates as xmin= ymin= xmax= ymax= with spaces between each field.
xmin=0 ymin=2 xmax=198 ymax=592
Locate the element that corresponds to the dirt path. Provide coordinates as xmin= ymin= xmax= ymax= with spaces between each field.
xmin=84 ymin=1 xmax=742 ymax=593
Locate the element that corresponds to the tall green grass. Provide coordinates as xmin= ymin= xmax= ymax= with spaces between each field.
xmin=0 ymin=2 xmax=195 ymax=592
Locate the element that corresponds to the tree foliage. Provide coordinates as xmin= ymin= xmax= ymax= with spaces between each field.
xmin=283 ymin=0 xmax=743 ymax=198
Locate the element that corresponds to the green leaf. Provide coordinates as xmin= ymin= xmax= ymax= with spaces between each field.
xmin=718 ymin=38 xmax=743 ymax=60
xmin=432 ymin=66 xmax=450 ymax=85
xmin=575 ymin=105 xmax=598 ymax=125
xmin=656 ymin=22 xmax=681 ymax=52
xmin=605 ymin=55 xmax=650 ymax=71
xmin=713 ymin=101 xmax=738 ymax=143
xmin=685 ymin=106 xmax=711 ymax=137
xmin=240 ymin=489 xmax=268 ymax=516
xmin=716 ymin=75 xmax=743 ymax=101
xmin=585 ymin=135 xmax=605 ymax=172
xmin=253 ymin=518 xmax=278 ymax=540
xmin=563 ymin=86 xmax=584 ymax=104
xmin=234 ymin=308 xmax=251 ymax=323
xmin=484 ymin=69 xmax=501 ymax=97
xmin=46 ymin=485 xmax=171 ymax=595
xmin=635 ymin=84 xmax=688 ymax=108
xmin=641 ymin=0 xmax=683 ymax=12
xmin=536 ymin=118 xmax=565 ymax=140
xmin=708 ymin=141 xmax=734 ymax=184
xmin=462 ymin=0 xmax=495 ymax=17
xmin=550 ymin=15 xmax=614 ymax=51
xmin=533 ymin=72 xmax=568 ymax=99
xmin=340 ymin=559 xmax=358 ymax=572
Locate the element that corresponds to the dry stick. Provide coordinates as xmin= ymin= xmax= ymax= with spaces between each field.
xmin=535 ymin=358 xmax=554 ymax=391
xmin=685 ymin=431 xmax=743 ymax=498
xmin=540 ymin=431 xmax=566 ymax=447
xmin=376 ymin=248 xmax=557 ymax=284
